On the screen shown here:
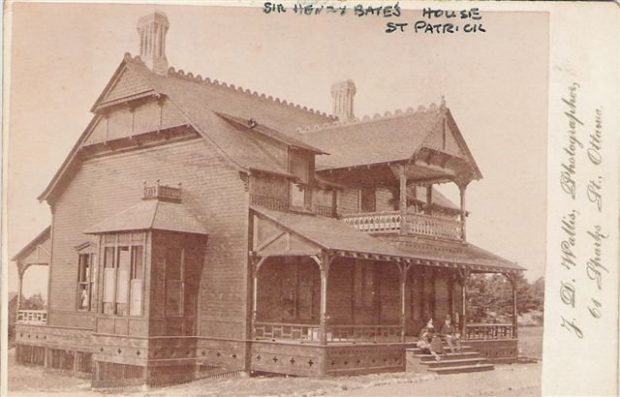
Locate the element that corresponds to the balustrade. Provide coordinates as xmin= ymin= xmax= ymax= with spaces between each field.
xmin=327 ymin=324 xmax=401 ymax=343
xmin=341 ymin=211 xmax=464 ymax=240
xmin=404 ymin=213 xmax=464 ymax=240
xmin=464 ymin=323 xmax=515 ymax=340
xmin=250 ymin=194 xmax=290 ymax=212
xmin=253 ymin=322 xmax=321 ymax=343
xmin=17 ymin=310 xmax=47 ymax=325
xmin=253 ymin=322 xmax=402 ymax=344
xmin=341 ymin=212 xmax=401 ymax=233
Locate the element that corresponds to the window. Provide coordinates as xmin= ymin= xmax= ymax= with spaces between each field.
xmin=77 ymin=254 xmax=94 ymax=311
xmin=289 ymin=154 xmax=311 ymax=209
xmin=101 ymin=232 xmax=145 ymax=316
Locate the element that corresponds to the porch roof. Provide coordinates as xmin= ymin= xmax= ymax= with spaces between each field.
xmin=84 ymin=199 xmax=208 ymax=235
xmin=252 ymin=206 xmax=407 ymax=259
xmin=252 ymin=206 xmax=523 ymax=272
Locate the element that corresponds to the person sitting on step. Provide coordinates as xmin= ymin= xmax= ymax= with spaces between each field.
xmin=440 ymin=314 xmax=463 ymax=353
xmin=416 ymin=319 xmax=441 ymax=361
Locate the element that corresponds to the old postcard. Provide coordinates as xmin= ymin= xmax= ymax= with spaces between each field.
xmin=2 ymin=1 xmax=618 ymax=396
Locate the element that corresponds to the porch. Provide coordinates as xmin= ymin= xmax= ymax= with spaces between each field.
xmin=249 ymin=206 xmax=521 ymax=376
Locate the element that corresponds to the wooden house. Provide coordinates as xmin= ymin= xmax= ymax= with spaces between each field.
xmin=13 ymin=11 xmax=523 ymax=387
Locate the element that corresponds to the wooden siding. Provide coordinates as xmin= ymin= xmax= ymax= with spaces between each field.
xmin=338 ymin=187 xmax=359 ymax=214
xmin=375 ymin=187 xmax=395 ymax=212
xmin=48 ymin=136 xmax=250 ymax=342
xmin=85 ymin=100 xmax=187 ymax=146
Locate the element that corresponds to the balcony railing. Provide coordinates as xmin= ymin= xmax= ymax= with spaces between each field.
xmin=341 ymin=212 xmax=401 ymax=233
xmin=17 ymin=310 xmax=47 ymax=325
xmin=404 ymin=213 xmax=464 ymax=240
xmin=253 ymin=321 xmax=403 ymax=344
xmin=250 ymin=194 xmax=290 ymax=212
xmin=464 ymin=323 xmax=516 ymax=340
xmin=341 ymin=211 xmax=464 ymax=240
xmin=144 ymin=182 xmax=182 ymax=203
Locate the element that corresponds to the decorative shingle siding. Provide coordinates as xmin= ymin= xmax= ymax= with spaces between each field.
xmin=49 ymin=136 xmax=250 ymax=340
xmin=102 ymin=67 xmax=152 ymax=104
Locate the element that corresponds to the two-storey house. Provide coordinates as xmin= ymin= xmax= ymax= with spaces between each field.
xmin=13 ymin=11 xmax=523 ymax=388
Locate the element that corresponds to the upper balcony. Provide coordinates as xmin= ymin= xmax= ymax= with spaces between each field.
xmin=341 ymin=211 xmax=464 ymax=241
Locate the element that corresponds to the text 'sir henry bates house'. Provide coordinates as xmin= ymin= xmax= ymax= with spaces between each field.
xmin=12 ymin=11 xmax=524 ymax=388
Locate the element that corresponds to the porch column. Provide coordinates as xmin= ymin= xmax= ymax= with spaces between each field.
xmin=317 ymin=252 xmax=334 ymax=346
xmin=426 ymin=185 xmax=433 ymax=215
xmin=398 ymin=263 xmax=412 ymax=342
xmin=17 ymin=264 xmax=24 ymax=311
xmin=507 ymin=273 xmax=519 ymax=339
xmin=459 ymin=269 xmax=470 ymax=336
xmin=398 ymin=165 xmax=407 ymax=235
xmin=250 ymin=254 xmax=268 ymax=339
xmin=458 ymin=182 xmax=468 ymax=240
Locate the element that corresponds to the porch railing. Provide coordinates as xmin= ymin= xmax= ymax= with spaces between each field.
xmin=341 ymin=210 xmax=464 ymax=240
xmin=250 ymin=194 xmax=290 ymax=212
xmin=253 ymin=322 xmax=402 ymax=344
xmin=17 ymin=310 xmax=47 ymax=325
xmin=340 ymin=212 xmax=401 ymax=233
xmin=327 ymin=324 xmax=401 ymax=343
xmin=464 ymin=323 xmax=515 ymax=340
xmin=254 ymin=322 xmax=321 ymax=343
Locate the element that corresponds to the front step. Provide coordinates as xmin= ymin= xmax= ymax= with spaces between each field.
xmin=429 ymin=363 xmax=495 ymax=375
xmin=425 ymin=357 xmax=487 ymax=368
xmin=417 ymin=351 xmax=482 ymax=362
xmin=406 ymin=344 xmax=494 ymax=375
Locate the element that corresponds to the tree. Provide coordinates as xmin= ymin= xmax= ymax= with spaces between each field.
xmin=465 ymin=273 xmax=544 ymax=323
xmin=21 ymin=293 xmax=46 ymax=310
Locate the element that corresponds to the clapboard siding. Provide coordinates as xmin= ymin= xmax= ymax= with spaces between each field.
xmin=49 ymin=136 xmax=250 ymax=339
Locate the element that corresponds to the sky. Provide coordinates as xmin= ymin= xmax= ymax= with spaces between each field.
xmin=6 ymin=3 xmax=548 ymax=298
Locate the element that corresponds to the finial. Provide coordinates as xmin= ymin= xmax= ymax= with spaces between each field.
xmin=440 ymin=95 xmax=446 ymax=110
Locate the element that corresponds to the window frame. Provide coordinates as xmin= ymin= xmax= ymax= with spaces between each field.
xmin=76 ymin=252 xmax=94 ymax=311
xmin=99 ymin=232 xmax=146 ymax=317
xmin=288 ymin=151 xmax=313 ymax=210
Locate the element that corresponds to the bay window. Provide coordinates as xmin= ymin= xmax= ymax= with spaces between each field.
xmin=101 ymin=232 xmax=145 ymax=316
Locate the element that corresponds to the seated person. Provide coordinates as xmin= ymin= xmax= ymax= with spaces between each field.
xmin=440 ymin=314 xmax=463 ymax=353
xmin=416 ymin=319 xmax=441 ymax=361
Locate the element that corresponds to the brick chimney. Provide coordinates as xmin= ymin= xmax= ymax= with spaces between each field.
xmin=137 ymin=11 xmax=169 ymax=76
xmin=330 ymin=80 xmax=356 ymax=121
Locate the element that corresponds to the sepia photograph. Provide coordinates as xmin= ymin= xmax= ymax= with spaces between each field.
xmin=4 ymin=2 xmax=555 ymax=396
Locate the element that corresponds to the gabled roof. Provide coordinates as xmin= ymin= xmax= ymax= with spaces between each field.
xmin=216 ymin=112 xmax=328 ymax=155
xmin=39 ymin=55 xmax=336 ymax=202
xmin=84 ymin=199 xmax=208 ymax=235
xmin=299 ymin=107 xmax=482 ymax=179
xmin=121 ymin=55 xmax=333 ymax=134
xmin=12 ymin=226 xmax=51 ymax=262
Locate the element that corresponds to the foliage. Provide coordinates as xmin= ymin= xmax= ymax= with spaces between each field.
xmin=21 ymin=293 xmax=46 ymax=310
xmin=466 ymin=274 xmax=544 ymax=323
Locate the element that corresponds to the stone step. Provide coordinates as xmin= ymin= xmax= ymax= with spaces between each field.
xmin=425 ymin=357 xmax=487 ymax=368
xmin=429 ymin=363 xmax=495 ymax=375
